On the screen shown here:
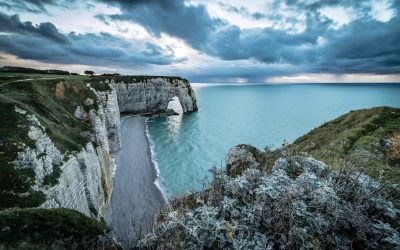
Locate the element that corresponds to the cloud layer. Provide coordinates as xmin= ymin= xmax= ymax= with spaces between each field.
xmin=0 ymin=0 xmax=399 ymax=81
xmin=96 ymin=0 xmax=400 ymax=75
xmin=0 ymin=12 xmax=183 ymax=67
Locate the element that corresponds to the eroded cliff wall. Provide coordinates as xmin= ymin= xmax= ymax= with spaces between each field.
xmin=12 ymin=86 xmax=121 ymax=219
xmin=111 ymin=77 xmax=198 ymax=114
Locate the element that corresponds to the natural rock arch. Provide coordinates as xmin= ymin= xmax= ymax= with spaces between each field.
xmin=112 ymin=77 xmax=198 ymax=114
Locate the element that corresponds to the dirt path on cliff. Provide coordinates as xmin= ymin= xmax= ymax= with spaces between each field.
xmin=106 ymin=116 xmax=166 ymax=248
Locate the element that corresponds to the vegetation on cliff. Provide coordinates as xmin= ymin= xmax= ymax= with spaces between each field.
xmin=253 ymin=107 xmax=400 ymax=182
xmin=140 ymin=149 xmax=400 ymax=249
xmin=91 ymin=75 xmax=189 ymax=85
xmin=0 ymin=208 xmax=117 ymax=249
xmin=0 ymin=74 xmax=99 ymax=208
xmin=291 ymin=106 xmax=400 ymax=180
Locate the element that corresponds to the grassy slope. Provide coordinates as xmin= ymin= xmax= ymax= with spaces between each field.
xmin=260 ymin=106 xmax=400 ymax=181
xmin=92 ymin=75 xmax=188 ymax=84
xmin=0 ymin=208 xmax=108 ymax=248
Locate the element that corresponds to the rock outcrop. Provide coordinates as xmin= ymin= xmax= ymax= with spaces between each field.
xmin=111 ymin=77 xmax=198 ymax=114
xmin=225 ymin=146 xmax=259 ymax=177
xmin=225 ymin=144 xmax=266 ymax=177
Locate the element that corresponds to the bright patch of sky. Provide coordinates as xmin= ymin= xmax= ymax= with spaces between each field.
xmin=268 ymin=73 xmax=400 ymax=83
xmin=320 ymin=6 xmax=355 ymax=29
xmin=370 ymin=0 xmax=395 ymax=22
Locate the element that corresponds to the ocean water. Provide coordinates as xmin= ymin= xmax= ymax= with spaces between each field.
xmin=147 ymin=83 xmax=400 ymax=195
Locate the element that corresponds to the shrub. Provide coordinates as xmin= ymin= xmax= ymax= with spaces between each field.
xmin=0 ymin=208 xmax=120 ymax=249
xmin=139 ymin=154 xmax=400 ymax=249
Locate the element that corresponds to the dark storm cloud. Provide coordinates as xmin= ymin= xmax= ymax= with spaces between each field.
xmin=96 ymin=0 xmax=400 ymax=75
xmin=314 ymin=16 xmax=400 ymax=74
xmin=95 ymin=0 xmax=223 ymax=50
xmin=203 ymin=13 xmax=332 ymax=63
xmin=186 ymin=64 xmax=305 ymax=83
xmin=0 ymin=12 xmax=69 ymax=43
xmin=206 ymin=15 xmax=400 ymax=74
xmin=0 ymin=0 xmax=75 ymax=13
xmin=0 ymin=12 xmax=183 ymax=67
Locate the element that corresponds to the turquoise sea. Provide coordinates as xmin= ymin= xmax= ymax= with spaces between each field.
xmin=147 ymin=83 xmax=400 ymax=195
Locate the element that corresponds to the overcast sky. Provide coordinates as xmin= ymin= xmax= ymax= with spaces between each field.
xmin=0 ymin=0 xmax=399 ymax=83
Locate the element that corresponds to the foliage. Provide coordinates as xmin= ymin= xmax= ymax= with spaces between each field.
xmin=140 ymin=150 xmax=400 ymax=249
xmin=387 ymin=131 xmax=400 ymax=163
xmin=0 ymin=66 xmax=70 ymax=75
xmin=0 ymin=208 xmax=119 ymax=249
xmin=89 ymin=75 xmax=188 ymax=85
xmin=265 ymin=107 xmax=400 ymax=181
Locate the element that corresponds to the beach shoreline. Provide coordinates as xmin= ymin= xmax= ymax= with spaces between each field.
xmin=145 ymin=119 xmax=169 ymax=203
xmin=106 ymin=115 xmax=166 ymax=247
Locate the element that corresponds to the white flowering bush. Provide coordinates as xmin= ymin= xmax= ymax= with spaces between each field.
xmin=139 ymin=153 xmax=400 ymax=249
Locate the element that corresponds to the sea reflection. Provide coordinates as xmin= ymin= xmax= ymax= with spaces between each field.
xmin=166 ymin=96 xmax=183 ymax=138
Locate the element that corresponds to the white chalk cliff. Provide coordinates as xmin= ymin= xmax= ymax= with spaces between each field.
xmin=11 ymin=77 xmax=197 ymax=219
xmin=111 ymin=78 xmax=198 ymax=114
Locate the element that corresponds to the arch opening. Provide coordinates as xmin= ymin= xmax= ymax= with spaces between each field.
xmin=167 ymin=96 xmax=183 ymax=114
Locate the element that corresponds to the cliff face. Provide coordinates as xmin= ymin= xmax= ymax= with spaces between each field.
xmin=2 ymin=75 xmax=198 ymax=220
xmin=13 ymin=86 xmax=121 ymax=219
xmin=112 ymin=77 xmax=198 ymax=114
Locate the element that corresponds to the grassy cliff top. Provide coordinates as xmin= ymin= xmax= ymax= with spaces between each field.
xmin=0 ymin=72 xmax=188 ymax=84
xmin=0 ymin=208 xmax=111 ymax=249
xmin=257 ymin=106 xmax=400 ymax=181
xmin=292 ymin=106 xmax=400 ymax=180
xmin=89 ymin=75 xmax=189 ymax=84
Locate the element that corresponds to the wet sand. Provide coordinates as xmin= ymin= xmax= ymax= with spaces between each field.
xmin=106 ymin=116 xmax=166 ymax=247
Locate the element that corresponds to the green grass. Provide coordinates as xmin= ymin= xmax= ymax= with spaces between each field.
xmin=88 ymin=75 xmax=188 ymax=86
xmin=0 ymin=208 xmax=108 ymax=248
xmin=0 ymin=72 xmax=89 ymax=85
xmin=232 ymin=107 xmax=400 ymax=181
xmin=282 ymin=106 xmax=400 ymax=181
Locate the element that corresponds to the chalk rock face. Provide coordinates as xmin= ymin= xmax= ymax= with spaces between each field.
xmin=225 ymin=146 xmax=259 ymax=177
xmin=95 ymin=85 xmax=121 ymax=155
xmin=13 ymin=107 xmax=63 ymax=186
xmin=112 ymin=78 xmax=198 ymax=114
xmin=12 ymin=86 xmax=121 ymax=219
xmin=40 ymin=143 xmax=106 ymax=217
